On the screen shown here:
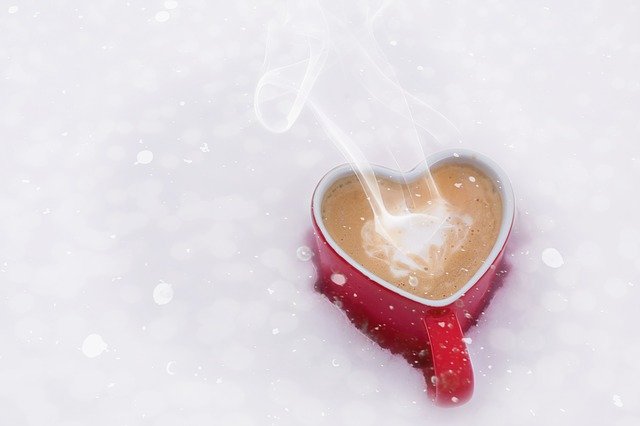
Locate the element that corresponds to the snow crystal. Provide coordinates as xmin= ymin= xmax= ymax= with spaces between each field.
xmin=155 ymin=11 xmax=170 ymax=22
xmin=296 ymin=245 xmax=313 ymax=261
xmin=82 ymin=334 xmax=107 ymax=358
xmin=153 ymin=281 xmax=174 ymax=305
xmin=136 ymin=150 xmax=154 ymax=164
xmin=164 ymin=1 xmax=178 ymax=10
xmin=541 ymin=248 xmax=564 ymax=268
xmin=408 ymin=275 xmax=418 ymax=287
xmin=331 ymin=273 xmax=346 ymax=286
xmin=612 ymin=394 xmax=623 ymax=408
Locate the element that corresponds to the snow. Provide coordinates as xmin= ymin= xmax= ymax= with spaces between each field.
xmin=331 ymin=273 xmax=347 ymax=286
xmin=296 ymin=245 xmax=314 ymax=262
xmin=135 ymin=150 xmax=154 ymax=165
xmin=542 ymin=248 xmax=564 ymax=268
xmin=82 ymin=334 xmax=108 ymax=358
xmin=1 ymin=1 xmax=639 ymax=425
xmin=154 ymin=11 xmax=171 ymax=23
xmin=153 ymin=281 xmax=174 ymax=305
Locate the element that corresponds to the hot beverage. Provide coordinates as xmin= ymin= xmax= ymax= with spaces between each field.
xmin=321 ymin=162 xmax=502 ymax=300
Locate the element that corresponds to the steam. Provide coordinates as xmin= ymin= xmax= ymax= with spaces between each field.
xmin=254 ymin=0 xmax=470 ymax=278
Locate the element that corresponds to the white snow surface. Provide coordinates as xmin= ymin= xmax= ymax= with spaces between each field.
xmin=1 ymin=1 xmax=640 ymax=425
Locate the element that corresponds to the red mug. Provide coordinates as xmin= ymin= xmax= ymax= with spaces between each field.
xmin=311 ymin=149 xmax=515 ymax=406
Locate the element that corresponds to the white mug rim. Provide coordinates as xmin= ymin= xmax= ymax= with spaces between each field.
xmin=312 ymin=148 xmax=515 ymax=308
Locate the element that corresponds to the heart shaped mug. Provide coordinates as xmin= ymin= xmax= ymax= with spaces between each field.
xmin=311 ymin=149 xmax=515 ymax=406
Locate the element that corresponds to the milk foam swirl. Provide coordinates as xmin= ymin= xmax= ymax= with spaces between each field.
xmin=361 ymin=200 xmax=472 ymax=278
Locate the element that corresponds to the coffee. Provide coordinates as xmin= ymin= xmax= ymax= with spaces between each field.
xmin=321 ymin=162 xmax=502 ymax=300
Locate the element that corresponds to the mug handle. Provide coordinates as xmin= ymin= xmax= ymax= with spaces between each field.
xmin=422 ymin=309 xmax=474 ymax=406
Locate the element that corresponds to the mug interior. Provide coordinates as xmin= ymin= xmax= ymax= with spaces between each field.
xmin=312 ymin=148 xmax=515 ymax=308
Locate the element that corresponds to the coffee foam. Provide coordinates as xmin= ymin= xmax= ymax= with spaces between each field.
xmin=362 ymin=200 xmax=473 ymax=278
xmin=321 ymin=163 xmax=502 ymax=300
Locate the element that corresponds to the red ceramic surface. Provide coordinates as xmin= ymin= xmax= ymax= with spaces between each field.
xmin=311 ymin=149 xmax=515 ymax=407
